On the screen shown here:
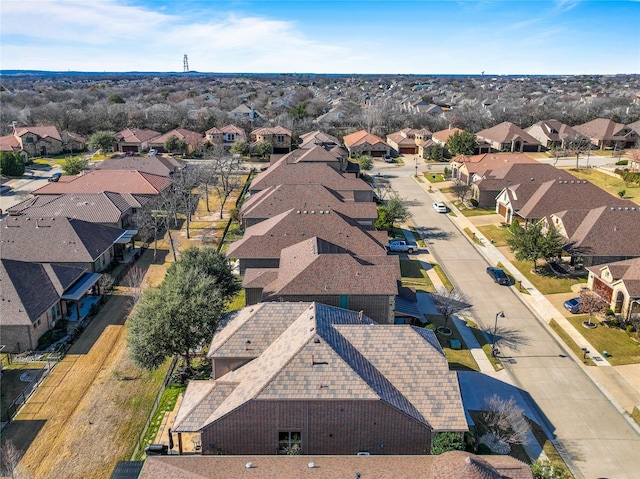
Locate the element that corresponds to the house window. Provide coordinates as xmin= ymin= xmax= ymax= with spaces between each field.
xmin=278 ymin=431 xmax=301 ymax=454
xmin=25 ymin=137 xmax=34 ymax=143
xmin=276 ymin=135 xmax=285 ymax=143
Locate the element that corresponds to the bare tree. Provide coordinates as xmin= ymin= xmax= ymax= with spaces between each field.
xmin=122 ymin=265 xmax=147 ymax=305
xmin=451 ymin=179 xmax=472 ymax=204
xmin=564 ymin=133 xmax=593 ymax=170
xmin=430 ymin=286 xmax=472 ymax=334
xmin=1 ymin=439 xmax=24 ymax=479
xmin=203 ymin=150 xmax=244 ymax=219
xmin=477 ymin=394 xmax=530 ymax=449
xmin=172 ymin=165 xmax=203 ymax=239
xmin=579 ymin=289 xmax=607 ymax=326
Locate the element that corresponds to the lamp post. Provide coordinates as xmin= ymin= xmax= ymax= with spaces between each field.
xmin=491 ymin=311 xmax=505 ymax=356
xmin=415 ymin=157 xmax=418 ymax=178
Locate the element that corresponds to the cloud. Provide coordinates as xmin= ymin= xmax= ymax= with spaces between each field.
xmin=554 ymin=0 xmax=582 ymax=13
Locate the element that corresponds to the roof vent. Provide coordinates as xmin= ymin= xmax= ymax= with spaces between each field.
xmin=308 ymin=462 xmax=315 ymax=469
xmin=245 ymin=462 xmax=253 ymax=469
xmin=296 ymin=210 xmax=301 ymax=214
xmin=303 ymin=211 xmax=308 ymax=214
xmin=311 ymin=210 xmax=315 ymax=214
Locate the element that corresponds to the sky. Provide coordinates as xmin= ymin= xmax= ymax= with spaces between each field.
xmin=1 ymin=0 xmax=639 ymax=75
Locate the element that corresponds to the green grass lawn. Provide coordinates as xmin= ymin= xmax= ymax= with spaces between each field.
xmin=458 ymin=206 xmax=497 ymax=217
xmin=549 ymin=319 xmax=596 ymax=366
xmin=477 ymin=224 xmax=512 ymax=247
xmin=400 ymin=259 xmax=435 ymax=293
xmin=464 ymin=318 xmax=503 ymax=371
xmin=423 ymin=319 xmax=479 ymax=371
xmin=567 ymin=168 xmax=640 ymax=204
xmin=463 ymin=227 xmax=484 ymax=246
xmin=227 ymin=287 xmax=245 ymax=311
xmin=564 ymin=316 xmax=640 ymax=365
xmin=423 ymin=172 xmax=446 ymax=183
xmin=431 ymin=263 xmax=453 ymax=291
xmin=510 ymin=260 xmax=586 ymax=294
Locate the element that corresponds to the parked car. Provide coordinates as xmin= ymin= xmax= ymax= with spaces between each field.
xmin=563 ymin=297 xmax=581 ymax=314
xmin=48 ymin=172 xmax=62 ymax=182
xmin=148 ymin=149 xmax=158 ymax=156
xmin=386 ymin=239 xmax=418 ymax=253
xmin=383 ymin=154 xmax=393 ymax=163
xmin=432 ymin=202 xmax=447 ymax=213
xmin=486 ymin=266 xmax=510 ymax=285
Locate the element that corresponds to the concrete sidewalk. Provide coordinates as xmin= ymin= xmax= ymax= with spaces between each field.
xmin=414 ymin=177 xmax=640 ymax=426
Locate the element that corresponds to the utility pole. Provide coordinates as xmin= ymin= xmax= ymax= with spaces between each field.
xmin=183 ymin=54 xmax=189 ymax=73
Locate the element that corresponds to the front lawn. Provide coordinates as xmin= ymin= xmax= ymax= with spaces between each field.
xmin=423 ymin=319 xmax=478 ymax=371
xmin=567 ymin=168 xmax=640 ymax=204
xmin=564 ymin=316 xmax=640 ymax=365
xmin=458 ymin=206 xmax=497 ymax=217
xmin=400 ymin=259 xmax=435 ymax=293
xmin=423 ymin=172 xmax=446 ymax=183
xmin=477 ymin=224 xmax=511 ymax=247
xmin=510 ymin=260 xmax=586 ymax=295
xmin=549 ymin=319 xmax=596 ymax=366
xmin=431 ymin=263 xmax=453 ymax=291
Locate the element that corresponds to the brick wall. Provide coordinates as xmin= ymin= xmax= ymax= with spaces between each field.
xmin=201 ymin=399 xmax=431 ymax=455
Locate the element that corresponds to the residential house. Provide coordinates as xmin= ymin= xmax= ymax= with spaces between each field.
xmin=525 ymin=120 xmax=583 ymax=149
xmin=204 ymin=125 xmax=247 ymax=150
xmin=0 ymin=216 xmax=127 ymax=272
xmin=469 ymin=163 xmax=575 ymax=208
xmin=386 ymin=128 xmax=432 ymax=155
xmin=586 ymin=257 xmax=640 ymax=321
xmin=228 ymin=208 xmax=387 ymax=273
xmin=242 ymin=237 xmax=400 ymax=324
xmin=6 ymin=191 xmax=152 ymax=229
xmin=251 ymin=126 xmax=292 ymax=154
xmin=573 ymin=118 xmax=638 ymax=149
xmin=476 ymin=122 xmax=542 ymax=153
xmin=115 ymin=128 xmax=161 ymax=153
xmin=432 ymin=127 xmax=490 ymax=156
xmin=91 ymin=154 xmax=183 ymax=177
xmin=298 ymin=130 xmax=341 ymax=150
xmin=343 ymin=130 xmax=391 ymax=158
xmin=32 ymin=169 xmax=172 ymax=196
xmin=140 ymin=452 xmax=533 ymax=479
xmin=249 ymin=158 xmax=373 ymax=202
xmin=0 ymin=259 xmax=101 ymax=353
xmin=239 ymin=183 xmax=378 ymax=228
xmin=148 ymin=128 xmax=203 ymax=154
xmin=171 ymin=302 xmax=467 ymax=456
xmin=313 ymin=104 xmax=349 ymax=125
xmin=229 ymin=104 xmax=261 ymax=123
xmin=0 ymin=125 xmax=65 ymax=157
xmin=61 ymin=131 xmax=86 ymax=152
xmin=403 ymin=99 xmax=446 ymax=116
xmin=270 ymin=145 xmax=356 ymax=175
xmin=496 ymin=178 xmax=631 ymax=225
xmin=450 ymin=153 xmax=538 ymax=185
xmin=545 ymin=205 xmax=640 ymax=267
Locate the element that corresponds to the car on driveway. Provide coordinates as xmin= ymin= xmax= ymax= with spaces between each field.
xmin=563 ymin=297 xmax=581 ymax=314
xmin=48 ymin=172 xmax=62 ymax=182
xmin=386 ymin=239 xmax=418 ymax=253
xmin=432 ymin=202 xmax=447 ymax=213
xmin=486 ymin=266 xmax=510 ymax=285
xmin=383 ymin=154 xmax=393 ymax=163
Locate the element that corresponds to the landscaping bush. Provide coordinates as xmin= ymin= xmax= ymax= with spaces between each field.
xmin=469 ymin=198 xmax=479 ymax=207
xmin=615 ymin=159 xmax=628 ymax=166
xmin=431 ymin=432 xmax=465 ymax=455
xmin=37 ymin=328 xmax=67 ymax=350
xmin=626 ymin=325 xmax=635 ymax=335
xmin=605 ymin=308 xmax=614 ymax=316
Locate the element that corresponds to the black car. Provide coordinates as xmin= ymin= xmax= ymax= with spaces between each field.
xmin=486 ymin=266 xmax=510 ymax=285
xmin=48 ymin=172 xmax=62 ymax=182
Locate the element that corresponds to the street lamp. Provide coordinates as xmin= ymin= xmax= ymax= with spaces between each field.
xmin=491 ymin=311 xmax=505 ymax=356
xmin=415 ymin=157 xmax=418 ymax=177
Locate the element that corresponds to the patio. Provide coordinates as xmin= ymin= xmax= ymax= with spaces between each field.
xmin=65 ymin=295 xmax=101 ymax=322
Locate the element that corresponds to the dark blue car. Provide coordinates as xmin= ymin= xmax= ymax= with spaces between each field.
xmin=563 ymin=297 xmax=581 ymax=314
xmin=486 ymin=266 xmax=510 ymax=285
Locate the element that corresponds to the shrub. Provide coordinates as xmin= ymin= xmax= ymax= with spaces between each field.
xmin=37 ymin=328 xmax=67 ymax=350
xmin=627 ymin=325 xmax=635 ymax=334
xmin=615 ymin=159 xmax=628 ymax=166
xmin=469 ymin=198 xmax=479 ymax=207
xmin=476 ymin=443 xmax=493 ymax=455
xmin=617 ymin=189 xmax=626 ymax=198
xmin=431 ymin=432 xmax=465 ymax=455
xmin=605 ymin=308 xmax=614 ymax=316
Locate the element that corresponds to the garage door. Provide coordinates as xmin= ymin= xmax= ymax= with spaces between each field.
xmin=371 ymin=151 xmax=384 ymax=157
xmin=498 ymin=203 xmax=507 ymax=217
xmin=122 ymin=146 xmax=138 ymax=153
xmin=399 ymin=147 xmax=416 ymax=154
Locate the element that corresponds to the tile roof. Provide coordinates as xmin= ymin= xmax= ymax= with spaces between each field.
xmin=15 ymin=125 xmax=62 ymax=142
xmin=228 ymin=208 xmax=386 ymax=261
xmin=220 ymin=124 xmax=246 ymax=136
xmin=150 ymin=128 xmax=203 ymax=145
xmin=298 ymin=130 xmax=341 ymax=148
xmin=115 ymin=128 xmax=161 ymax=143
xmin=92 ymin=155 xmax=183 ymax=177
xmin=432 ymin=127 xmax=463 ymax=143
xmin=241 ymin=183 xmax=377 ymax=223
xmin=174 ymin=302 xmax=466 ymax=436
xmin=7 ymin=192 xmax=151 ymax=224
xmin=250 ymin=159 xmax=372 ymax=193
xmin=0 ymin=216 xmax=125 ymax=264
xmin=32 ymin=170 xmax=171 ymax=195
xmin=476 ymin=122 xmax=541 ymax=145
xmin=0 ymin=134 xmax=21 ymax=152
xmin=140 ymin=453 xmax=532 ymax=479
xmin=573 ymin=118 xmax=628 ymax=140
xmin=343 ymin=130 xmax=388 ymax=148
xmin=1 ymin=259 xmax=86 ymax=326
xmin=251 ymin=126 xmax=292 ymax=136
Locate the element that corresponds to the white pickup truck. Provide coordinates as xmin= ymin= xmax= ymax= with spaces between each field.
xmin=386 ymin=239 xmax=418 ymax=253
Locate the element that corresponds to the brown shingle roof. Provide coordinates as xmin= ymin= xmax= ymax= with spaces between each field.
xmin=15 ymin=125 xmax=62 ymax=142
xmin=150 ymin=128 xmax=203 ymax=145
xmin=573 ymin=118 xmax=628 ymax=140
xmin=92 ymin=154 xmax=183 ymax=177
xmin=477 ymin=122 xmax=541 ymax=145
xmin=115 ymin=128 xmax=161 ymax=143
xmin=32 ymin=170 xmax=171 ymax=195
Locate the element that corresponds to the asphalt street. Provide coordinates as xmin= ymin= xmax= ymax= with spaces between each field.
xmin=383 ymin=159 xmax=640 ymax=479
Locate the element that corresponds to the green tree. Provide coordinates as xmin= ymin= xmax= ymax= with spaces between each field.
xmin=87 ymin=130 xmax=116 ymax=153
xmin=288 ymin=100 xmax=309 ymax=121
xmin=252 ymin=140 xmax=272 ymax=159
xmin=127 ymin=247 xmax=240 ymax=371
xmin=374 ymin=206 xmax=393 ymax=231
xmin=445 ymin=130 xmax=477 ymax=156
xmin=61 ymin=156 xmax=89 ymax=175
xmin=175 ymin=138 xmax=189 ymax=155
xmin=230 ymin=140 xmax=250 ymax=156
xmin=430 ymin=432 xmax=465 ymax=455
xmin=531 ymin=459 xmax=571 ymax=479
xmin=507 ymin=222 xmax=564 ymax=272
xmin=0 ymin=152 xmax=25 ymax=176
xmin=429 ymin=145 xmax=443 ymax=161
xmin=356 ymin=155 xmax=373 ymax=171
xmin=384 ymin=195 xmax=412 ymax=226
xmin=164 ymin=135 xmax=179 ymax=153
xmin=108 ymin=93 xmax=125 ymax=104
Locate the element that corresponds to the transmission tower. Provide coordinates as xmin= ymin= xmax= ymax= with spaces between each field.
xmin=183 ymin=54 xmax=189 ymax=73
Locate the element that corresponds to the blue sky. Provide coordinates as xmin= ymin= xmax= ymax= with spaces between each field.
xmin=1 ymin=0 xmax=638 ymax=74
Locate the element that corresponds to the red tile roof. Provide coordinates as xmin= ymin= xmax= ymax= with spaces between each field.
xmin=32 ymin=170 xmax=171 ymax=195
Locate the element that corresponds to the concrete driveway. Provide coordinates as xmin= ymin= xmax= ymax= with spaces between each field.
xmin=386 ymin=159 xmax=640 ymax=479
xmin=0 ymin=164 xmax=61 ymax=212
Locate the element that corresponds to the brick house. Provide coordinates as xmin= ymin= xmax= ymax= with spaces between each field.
xmin=525 ymin=120 xmax=583 ymax=149
xmin=449 ymin=153 xmax=538 ymax=185
xmin=0 ymin=259 xmax=101 ymax=353
xmin=343 ymin=130 xmax=391 ymax=158
xmin=0 ymin=125 xmax=75 ymax=157
xmin=115 ymin=128 xmax=161 ymax=153
xmin=386 ymin=128 xmax=432 ymax=155
xmin=148 ymin=128 xmax=204 ymax=154
xmin=242 ymin=237 xmax=400 ymax=324
xmin=204 ymin=125 xmax=247 ymax=150
xmin=171 ymin=302 xmax=467 ymax=456
xmin=573 ymin=118 xmax=638 ymax=149
xmin=239 ymin=183 xmax=378 ymax=228
xmin=586 ymin=257 xmax=640 ymax=321
xmin=251 ymin=126 xmax=292 ymax=154
xmin=476 ymin=122 xmax=542 ymax=153
xmin=227 ymin=208 xmax=387 ymax=273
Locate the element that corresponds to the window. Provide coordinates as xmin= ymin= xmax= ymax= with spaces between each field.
xmin=276 ymin=135 xmax=285 ymax=143
xmin=25 ymin=136 xmax=34 ymax=143
xmin=278 ymin=431 xmax=301 ymax=454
